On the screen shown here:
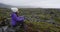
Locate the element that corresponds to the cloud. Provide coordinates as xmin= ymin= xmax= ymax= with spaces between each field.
xmin=0 ymin=0 xmax=60 ymax=8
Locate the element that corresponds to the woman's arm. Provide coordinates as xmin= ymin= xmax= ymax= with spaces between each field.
xmin=19 ymin=16 xmax=24 ymax=21
xmin=12 ymin=13 xmax=24 ymax=21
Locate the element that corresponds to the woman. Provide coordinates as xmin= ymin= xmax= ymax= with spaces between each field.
xmin=10 ymin=8 xmax=24 ymax=27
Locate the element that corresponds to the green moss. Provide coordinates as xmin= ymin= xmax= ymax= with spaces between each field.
xmin=25 ymin=21 xmax=60 ymax=32
xmin=54 ymin=17 xmax=60 ymax=23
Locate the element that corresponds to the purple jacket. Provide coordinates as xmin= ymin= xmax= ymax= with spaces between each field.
xmin=11 ymin=12 xmax=24 ymax=26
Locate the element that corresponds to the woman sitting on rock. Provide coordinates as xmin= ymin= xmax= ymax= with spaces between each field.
xmin=10 ymin=8 xmax=24 ymax=28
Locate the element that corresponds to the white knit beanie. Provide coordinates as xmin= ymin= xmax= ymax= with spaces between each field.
xmin=11 ymin=8 xmax=18 ymax=12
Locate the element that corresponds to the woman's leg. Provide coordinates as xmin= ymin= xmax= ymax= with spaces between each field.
xmin=11 ymin=21 xmax=16 ymax=27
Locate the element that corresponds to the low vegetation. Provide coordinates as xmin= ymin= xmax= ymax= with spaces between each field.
xmin=0 ymin=8 xmax=60 ymax=32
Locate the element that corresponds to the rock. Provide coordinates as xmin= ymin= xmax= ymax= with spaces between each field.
xmin=6 ymin=28 xmax=16 ymax=32
xmin=0 ymin=28 xmax=3 ymax=32
xmin=2 ymin=26 xmax=8 ymax=31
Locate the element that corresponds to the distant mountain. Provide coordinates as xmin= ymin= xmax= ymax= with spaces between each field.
xmin=0 ymin=3 xmax=15 ymax=8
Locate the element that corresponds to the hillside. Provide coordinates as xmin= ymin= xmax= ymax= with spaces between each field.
xmin=0 ymin=8 xmax=60 ymax=32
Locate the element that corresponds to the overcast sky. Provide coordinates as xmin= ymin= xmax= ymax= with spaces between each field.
xmin=0 ymin=0 xmax=60 ymax=8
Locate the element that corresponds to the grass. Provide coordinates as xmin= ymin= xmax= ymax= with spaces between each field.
xmin=25 ymin=21 xmax=60 ymax=32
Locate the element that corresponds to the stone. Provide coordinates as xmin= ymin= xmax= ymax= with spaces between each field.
xmin=6 ymin=28 xmax=16 ymax=32
xmin=2 ymin=26 xmax=8 ymax=31
xmin=0 ymin=28 xmax=3 ymax=32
